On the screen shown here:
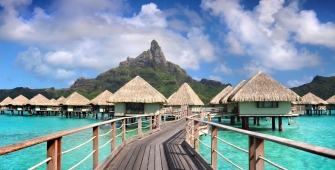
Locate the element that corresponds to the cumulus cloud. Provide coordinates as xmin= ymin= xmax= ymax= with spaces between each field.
xmin=213 ymin=63 xmax=233 ymax=75
xmin=201 ymin=0 xmax=332 ymax=74
xmin=0 ymin=1 xmax=216 ymax=84
xmin=209 ymin=75 xmax=222 ymax=82
xmin=287 ymin=75 xmax=313 ymax=87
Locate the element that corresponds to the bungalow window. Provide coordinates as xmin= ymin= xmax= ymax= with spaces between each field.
xmin=73 ymin=106 xmax=82 ymax=111
xmin=40 ymin=106 xmax=47 ymax=111
xmin=126 ymin=103 xmax=144 ymax=114
xmin=257 ymin=101 xmax=278 ymax=108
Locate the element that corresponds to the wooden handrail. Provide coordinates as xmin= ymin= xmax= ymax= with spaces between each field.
xmin=0 ymin=117 xmax=126 ymax=156
xmin=187 ymin=117 xmax=335 ymax=159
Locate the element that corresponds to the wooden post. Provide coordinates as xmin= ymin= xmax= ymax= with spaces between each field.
xmin=245 ymin=117 xmax=249 ymax=130
xmin=93 ymin=126 xmax=99 ymax=169
xmin=257 ymin=117 xmax=260 ymax=126
xmin=242 ymin=117 xmax=245 ymax=129
xmin=253 ymin=117 xmax=256 ymax=125
xmin=186 ymin=118 xmax=190 ymax=144
xmin=249 ymin=136 xmax=264 ymax=170
xmin=272 ymin=116 xmax=276 ymax=130
xmin=122 ymin=119 xmax=126 ymax=142
xmin=278 ymin=116 xmax=283 ymax=131
xmin=150 ymin=116 xmax=153 ymax=133
xmin=47 ymin=137 xmax=62 ymax=170
xmin=157 ymin=113 xmax=161 ymax=130
xmin=230 ymin=116 xmax=235 ymax=125
xmin=138 ymin=117 xmax=142 ymax=137
xmin=218 ymin=117 xmax=221 ymax=122
xmin=111 ymin=122 xmax=116 ymax=152
xmin=194 ymin=120 xmax=199 ymax=152
xmin=211 ymin=125 xmax=218 ymax=170
xmin=207 ymin=114 xmax=211 ymax=133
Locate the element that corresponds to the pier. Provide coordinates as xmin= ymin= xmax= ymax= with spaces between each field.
xmin=1 ymin=109 xmax=335 ymax=170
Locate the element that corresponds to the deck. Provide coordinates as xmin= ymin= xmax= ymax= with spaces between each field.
xmin=101 ymin=119 xmax=212 ymax=170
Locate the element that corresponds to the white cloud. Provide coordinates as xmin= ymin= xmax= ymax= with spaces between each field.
xmin=201 ymin=0 xmax=332 ymax=73
xmin=0 ymin=1 xmax=216 ymax=83
xmin=213 ymin=63 xmax=233 ymax=75
xmin=287 ymin=75 xmax=313 ymax=87
xmin=209 ymin=75 xmax=222 ymax=82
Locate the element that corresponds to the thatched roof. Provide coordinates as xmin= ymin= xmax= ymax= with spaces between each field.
xmin=50 ymin=98 xmax=58 ymax=105
xmin=11 ymin=95 xmax=30 ymax=106
xmin=0 ymin=97 xmax=12 ymax=106
xmin=167 ymin=83 xmax=204 ymax=106
xmin=221 ymin=80 xmax=247 ymax=104
xmin=62 ymin=92 xmax=90 ymax=106
xmin=298 ymin=92 xmax=327 ymax=105
xmin=326 ymin=94 xmax=335 ymax=104
xmin=229 ymin=71 xmax=301 ymax=102
xmin=29 ymin=94 xmax=53 ymax=106
xmin=57 ymin=96 xmax=66 ymax=104
xmin=107 ymin=76 xmax=167 ymax=103
xmin=209 ymin=85 xmax=233 ymax=104
xmin=91 ymin=90 xmax=114 ymax=105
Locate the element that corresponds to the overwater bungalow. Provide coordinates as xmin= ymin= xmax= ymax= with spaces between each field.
xmin=221 ymin=80 xmax=247 ymax=114
xmin=90 ymin=90 xmax=114 ymax=119
xmin=107 ymin=76 xmax=167 ymax=117
xmin=296 ymin=92 xmax=328 ymax=115
xmin=29 ymin=94 xmax=53 ymax=116
xmin=226 ymin=71 xmax=301 ymax=131
xmin=326 ymin=94 xmax=335 ymax=115
xmin=167 ymin=83 xmax=204 ymax=113
xmin=62 ymin=92 xmax=90 ymax=118
xmin=10 ymin=95 xmax=30 ymax=115
xmin=0 ymin=97 xmax=12 ymax=114
xmin=209 ymin=85 xmax=233 ymax=114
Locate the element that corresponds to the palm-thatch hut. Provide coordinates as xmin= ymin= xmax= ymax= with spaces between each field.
xmin=62 ymin=92 xmax=90 ymax=118
xmin=107 ymin=76 xmax=167 ymax=116
xmin=29 ymin=94 xmax=54 ymax=116
xmin=209 ymin=85 xmax=233 ymax=106
xmin=10 ymin=95 xmax=30 ymax=115
xmin=220 ymin=80 xmax=247 ymax=113
xmin=226 ymin=71 xmax=301 ymax=131
xmin=0 ymin=97 xmax=12 ymax=114
xmin=167 ymin=83 xmax=204 ymax=113
xmin=326 ymin=94 xmax=335 ymax=114
xmin=90 ymin=90 xmax=114 ymax=119
xmin=297 ymin=92 xmax=328 ymax=115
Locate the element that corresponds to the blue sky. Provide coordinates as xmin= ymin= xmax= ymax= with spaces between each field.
xmin=0 ymin=0 xmax=335 ymax=90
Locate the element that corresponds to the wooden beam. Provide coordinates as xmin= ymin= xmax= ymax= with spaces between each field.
xmin=47 ymin=137 xmax=62 ymax=170
xmin=93 ymin=126 xmax=99 ymax=169
xmin=211 ymin=125 xmax=218 ymax=170
xmin=249 ymin=136 xmax=264 ymax=170
xmin=111 ymin=122 xmax=116 ymax=152
xmin=194 ymin=120 xmax=200 ymax=152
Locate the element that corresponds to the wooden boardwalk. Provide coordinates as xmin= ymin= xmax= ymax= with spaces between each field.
xmin=102 ymin=120 xmax=211 ymax=170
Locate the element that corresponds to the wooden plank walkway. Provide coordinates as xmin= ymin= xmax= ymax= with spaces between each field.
xmin=103 ymin=120 xmax=211 ymax=170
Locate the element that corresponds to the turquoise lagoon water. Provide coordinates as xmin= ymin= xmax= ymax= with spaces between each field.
xmin=0 ymin=112 xmax=150 ymax=170
xmin=1 ymin=112 xmax=335 ymax=169
xmin=199 ymin=115 xmax=335 ymax=169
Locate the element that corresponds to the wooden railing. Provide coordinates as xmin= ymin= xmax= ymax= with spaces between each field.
xmin=0 ymin=108 xmax=189 ymax=170
xmin=186 ymin=115 xmax=335 ymax=170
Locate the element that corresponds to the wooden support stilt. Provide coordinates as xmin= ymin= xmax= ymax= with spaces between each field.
xmin=257 ymin=117 xmax=260 ymax=126
xmin=272 ymin=116 xmax=276 ymax=130
xmin=218 ymin=117 xmax=221 ymax=122
xmin=242 ymin=117 xmax=245 ymax=129
xmin=230 ymin=116 xmax=235 ymax=125
xmin=245 ymin=117 xmax=249 ymax=130
xmin=278 ymin=116 xmax=282 ymax=131
xmin=253 ymin=116 xmax=256 ymax=125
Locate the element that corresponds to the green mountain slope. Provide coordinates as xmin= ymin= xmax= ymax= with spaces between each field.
xmin=0 ymin=40 xmax=228 ymax=104
xmin=70 ymin=40 xmax=228 ymax=104
xmin=291 ymin=76 xmax=335 ymax=100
